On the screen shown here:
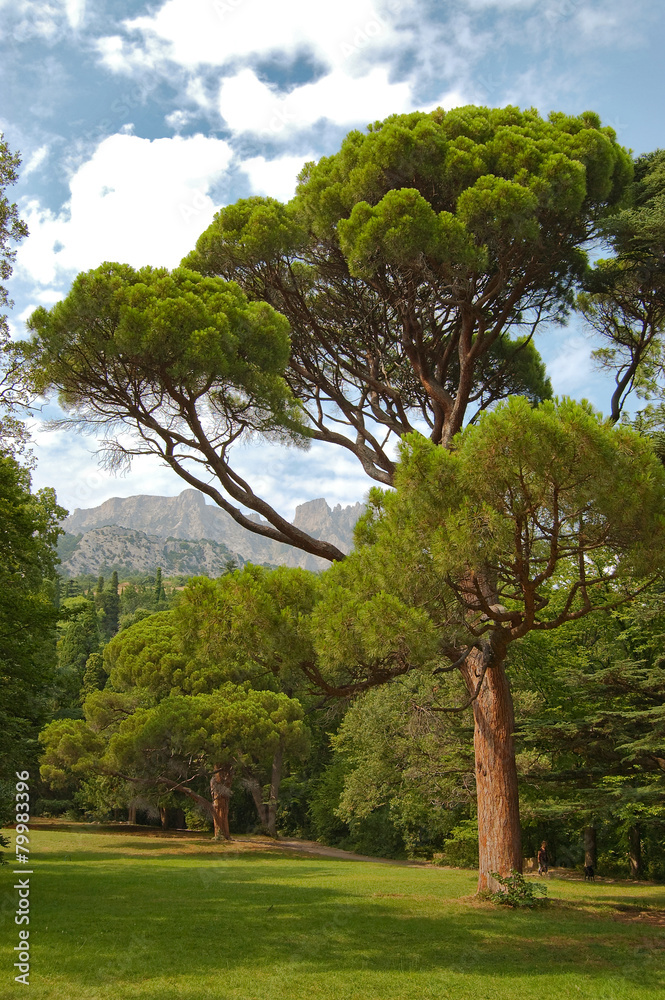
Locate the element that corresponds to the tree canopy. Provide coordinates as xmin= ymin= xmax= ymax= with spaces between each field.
xmin=25 ymin=106 xmax=632 ymax=561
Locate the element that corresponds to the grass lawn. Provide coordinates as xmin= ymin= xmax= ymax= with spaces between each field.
xmin=1 ymin=824 xmax=664 ymax=1000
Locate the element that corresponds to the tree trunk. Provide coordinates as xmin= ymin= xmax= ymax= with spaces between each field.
xmin=584 ymin=826 xmax=597 ymax=869
xmin=128 ymin=803 xmax=137 ymax=825
xmin=159 ymin=806 xmax=169 ymax=829
xmin=210 ymin=763 xmax=233 ymax=840
xmin=266 ymin=744 xmax=284 ymax=838
xmin=461 ymin=645 xmax=522 ymax=892
xmin=628 ymin=824 xmax=641 ymax=878
xmin=246 ymin=777 xmax=270 ymax=832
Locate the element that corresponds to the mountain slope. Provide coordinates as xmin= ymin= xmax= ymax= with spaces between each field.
xmin=60 ymin=490 xmax=364 ymax=574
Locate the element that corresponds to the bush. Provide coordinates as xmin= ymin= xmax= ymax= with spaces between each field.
xmin=490 ymin=870 xmax=548 ymax=908
xmin=438 ymin=818 xmax=479 ymax=868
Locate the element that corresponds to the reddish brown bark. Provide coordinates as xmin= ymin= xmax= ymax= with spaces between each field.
xmin=210 ymin=763 xmax=233 ymax=840
xmin=462 ymin=645 xmax=522 ymax=892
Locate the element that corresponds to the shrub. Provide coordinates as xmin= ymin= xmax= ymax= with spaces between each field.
xmin=490 ymin=870 xmax=548 ymax=908
xmin=438 ymin=818 xmax=479 ymax=868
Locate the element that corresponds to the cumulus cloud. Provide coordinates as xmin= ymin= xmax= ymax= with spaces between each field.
xmin=116 ymin=0 xmax=406 ymax=73
xmin=16 ymin=132 xmax=233 ymax=285
xmin=242 ymin=153 xmax=315 ymax=202
xmin=218 ymin=65 xmax=413 ymax=137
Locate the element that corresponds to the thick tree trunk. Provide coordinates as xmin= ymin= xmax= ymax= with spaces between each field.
xmin=210 ymin=763 xmax=233 ymax=840
xmin=461 ymin=645 xmax=522 ymax=892
xmin=159 ymin=806 xmax=169 ymax=829
xmin=584 ymin=826 xmax=597 ymax=869
xmin=128 ymin=803 xmax=137 ymax=825
xmin=628 ymin=824 xmax=641 ymax=878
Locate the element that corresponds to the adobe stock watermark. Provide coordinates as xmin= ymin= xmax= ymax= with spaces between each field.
xmin=13 ymin=771 xmax=32 ymax=987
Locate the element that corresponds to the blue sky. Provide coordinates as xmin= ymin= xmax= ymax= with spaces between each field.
xmin=2 ymin=0 xmax=664 ymax=517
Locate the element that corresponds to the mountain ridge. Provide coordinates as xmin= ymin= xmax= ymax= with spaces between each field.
xmin=60 ymin=490 xmax=364 ymax=574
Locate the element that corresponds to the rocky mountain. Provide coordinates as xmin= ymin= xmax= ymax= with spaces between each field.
xmin=59 ymin=525 xmax=242 ymax=578
xmin=59 ymin=490 xmax=364 ymax=575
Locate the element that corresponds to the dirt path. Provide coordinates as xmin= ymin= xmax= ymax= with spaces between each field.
xmin=248 ymin=835 xmax=430 ymax=867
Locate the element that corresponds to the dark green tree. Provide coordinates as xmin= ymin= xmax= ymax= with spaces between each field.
xmin=96 ymin=570 xmax=120 ymax=640
xmin=513 ymin=594 xmax=665 ymax=879
xmin=0 ymin=132 xmax=29 ymax=410
xmin=0 ymin=450 xmax=65 ymax=803
xmin=310 ymin=398 xmax=665 ymax=889
xmin=80 ymin=652 xmax=107 ymax=700
xmin=54 ymin=599 xmax=101 ymax=715
xmin=153 ymin=567 xmax=165 ymax=606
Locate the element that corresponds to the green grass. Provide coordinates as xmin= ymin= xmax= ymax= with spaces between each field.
xmin=1 ymin=825 xmax=664 ymax=1000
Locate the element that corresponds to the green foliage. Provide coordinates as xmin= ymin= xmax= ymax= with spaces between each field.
xmin=332 ymin=674 xmax=475 ymax=858
xmin=176 ymin=565 xmax=319 ymax=694
xmin=105 ymin=684 xmax=308 ymax=779
xmin=0 ymin=132 xmax=29 ymax=353
xmin=439 ymin=819 xmax=481 ymax=869
xmin=511 ymin=590 xmax=665 ymax=871
xmin=40 ymin=570 xmax=314 ymax=834
xmin=312 ymin=398 xmax=665 ymax=699
xmin=25 ymin=263 xmax=308 ymax=452
xmin=489 ymin=869 xmax=548 ymax=908
xmin=296 ymin=106 xmax=628 ymax=240
xmin=103 ymin=610 xmax=188 ymax=699
xmin=0 ymin=451 xmax=64 ymax=779
xmin=94 ymin=570 xmax=120 ymax=640
xmin=39 ymin=717 xmax=106 ymax=789
xmin=579 ymin=150 xmax=665 ymax=422
xmin=81 ymin=652 xmax=106 ymax=699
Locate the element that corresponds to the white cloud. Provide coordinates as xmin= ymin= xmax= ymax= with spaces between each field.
xmin=218 ymin=65 xmax=412 ymax=136
xmin=95 ymin=33 xmax=161 ymax=73
xmin=165 ymin=109 xmax=196 ymax=132
xmin=64 ymin=0 xmax=85 ymax=29
xmin=29 ymin=423 xmax=190 ymax=513
xmin=242 ymin=153 xmax=315 ymax=202
xmin=23 ymin=144 xmax=50 ymax=177
xmin=547 ymin=335 xmax=596 ymax=394
xmin=16 ymin=132 xmax=233 ymax=286
xmin=119 ymin=0 xmax=405 ymax=72
xmin=2 ymin=1 xmax=62 ymax=41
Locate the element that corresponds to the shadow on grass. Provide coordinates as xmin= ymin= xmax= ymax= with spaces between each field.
xmin=17 ymin=854 xmax=664 ymax=997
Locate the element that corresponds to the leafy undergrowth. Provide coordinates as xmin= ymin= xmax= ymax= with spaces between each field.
xmin=1 ymin=825 xmax=664 ymax=1000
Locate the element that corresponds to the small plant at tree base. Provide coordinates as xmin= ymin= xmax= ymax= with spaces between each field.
xmin=489 ymin=870 xmax=548 ymax=908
